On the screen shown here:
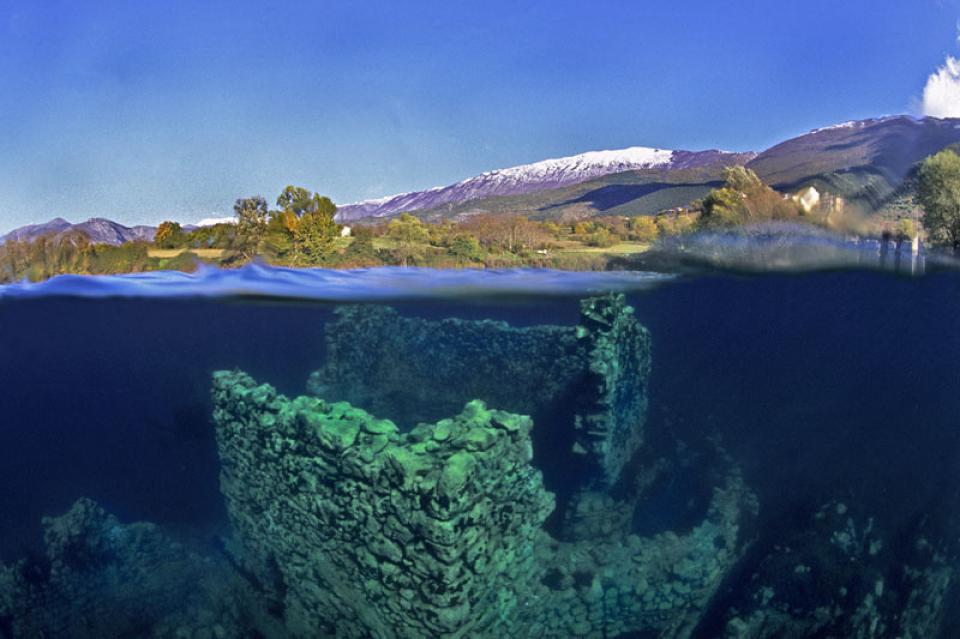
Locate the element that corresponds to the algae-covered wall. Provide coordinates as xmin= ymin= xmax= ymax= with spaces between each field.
xmin=207 ymin=295 xmax=757 ymax=638
xmin=211 ymin=370 xmax=754 ymax=639
xmin=308 ymin=293 xmax=651 ymax=489
xmin=214 ymin=371 xmax=555 ymax=637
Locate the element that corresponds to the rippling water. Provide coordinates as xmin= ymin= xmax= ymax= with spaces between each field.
xmin=1 ymin=261 xmax=959 ymax=638
xmin=0 ymin=264 xmax=669 ymax=301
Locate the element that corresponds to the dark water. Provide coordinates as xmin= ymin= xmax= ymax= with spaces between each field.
xmin=1 ymin=265 xmax=959 ymax=638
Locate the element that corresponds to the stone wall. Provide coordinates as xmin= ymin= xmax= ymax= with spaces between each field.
xmin=214 ymin=371 xmax=555 ymax=638
xmin=307 ymin=293 xmax=651 ymax=488
xmin=212 ymin=370 xmax=755 ymax=638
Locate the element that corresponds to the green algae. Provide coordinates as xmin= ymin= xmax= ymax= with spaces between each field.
xmin=210 ymin=364 xmax=754 ymax=638
xmin=308 ymin=293 xmax=651 ymax=488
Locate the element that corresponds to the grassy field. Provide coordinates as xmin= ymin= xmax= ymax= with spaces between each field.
xmin=144 ymin=240 xmax=649 ymax=268
xmin=550 ymin=241 xmax=651 ymax=255
xmin=367 ymin=238 xmax=650 ymax=255
xmin=148 ymin=248 xmax=225 ymax=259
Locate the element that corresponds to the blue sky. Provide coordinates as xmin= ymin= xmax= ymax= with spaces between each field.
xmin=1 ymin=0 xmax=959 ymax=232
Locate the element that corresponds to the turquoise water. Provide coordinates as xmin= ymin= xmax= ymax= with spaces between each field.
xmin=1 ymin=260 xmax=959 ymax=638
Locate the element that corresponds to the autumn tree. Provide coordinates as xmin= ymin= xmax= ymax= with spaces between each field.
xmin=586 ymin=226 xmax=617 ymax=248
xmin=699 ymin=166 xmax=801 ymax=228
xmin=154 ymin=221 xmax=185 ymax=249
xmin=628 ymin=216 xmax=659 ymax=242
xmin=896 ymin=218 xmax=918 ymax=242
xmin=0 ymin=239 xmax=30 ymax=282
xmin=460 ymin=214 xmax=550 ymax=252
xmin=270 ymin=186 xmax=341 ymax=264
xmin=656 ymin=212 xmax=697 ymax=236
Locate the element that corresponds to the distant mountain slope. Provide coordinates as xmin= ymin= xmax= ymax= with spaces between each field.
xmin=0 ymin=218 xmax=74 ymax=243
xmin=340 ymin=115 xmax=960 ymax=223
xmin=415 ymin=162 xmax=752 ymax=222
xmin=746 ymin=116 xmax=960 ymax=210
xmin=0 ymin=218 xmax=156 ymax=245
xmin=336 ymin=148 xmax=755 ymax=222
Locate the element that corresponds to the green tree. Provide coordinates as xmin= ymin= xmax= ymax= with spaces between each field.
xmin=276 ymin=186 xmax=314 ymax=217
xmin=232 ymin=196 xmax=269 ymax=259
xmin=262 ymin=215 xmax=295 ymax=260
xmin=700 ymin=166 xmax=801 ymax=228
xmin=266 ymin=189 xmax=301 ymax=258
xmin=343 ymin=226 xmax=379 ymax=265
xmin=311 ymin=195 xmax=337 ymax=219
xmin=722 ymin=165 xmax=764 ymax=193
xmin=386 ymin=213 xmax=429 ymax=266
xmin=186 ymin=223 xmax=235 ymax=250
xmin=277 ymin=186 xmax=338 ymax=220
xmin=274 ymin=186 xmax=341 ymax=264
xmin=294 ymin=210 xmax=340 ymax=264
xmin=154 ymin=221 xmax=185 ymax=249
xmin=448 ymin=233 xmax=483 ymax=262
xmin=917 ymin=149 xmax=960 ymax=251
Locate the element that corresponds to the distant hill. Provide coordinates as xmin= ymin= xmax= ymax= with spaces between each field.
xmin=746 ymin=116 xmax=960 ymax=211
xmin=336 ymin=148 xmax=756 ymax=222
xmin=336 ymin=115 xmax=960 ymax=223
xmin=0 ymin=218 xmax=156 ymax=245
xmin=413 ymin=161 xmax=751 ymax=223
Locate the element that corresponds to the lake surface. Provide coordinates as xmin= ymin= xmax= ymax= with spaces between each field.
xmin=1 ymin=263 xmax=959 ymax=638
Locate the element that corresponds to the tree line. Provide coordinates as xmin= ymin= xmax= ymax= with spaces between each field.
xmin=5 ymin=153 xmax=960 ymax=283
xmin=143 ymin=183 xmax=702 ymax=272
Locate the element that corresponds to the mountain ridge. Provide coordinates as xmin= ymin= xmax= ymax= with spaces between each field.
xmin=399 ymin=115 xmax=960 ymax=222
xmin=336 ymin=147 xmax=755 ymax=222
xmin=336 ymin=115 xmax=960 ymax=223
xmin=0 ymin=217 xmax=156 ymax=246
xmin=5 ymin=114 xmax=960 ymax=242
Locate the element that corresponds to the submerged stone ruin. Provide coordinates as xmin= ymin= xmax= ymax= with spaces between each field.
xmin=307 ymin=294 xmax=652 ymax=489
xmin=209 ymin=294 xmax=756 ymax=637
xmin=1 ymin=293 xmax=957 ymax=638
xmin=212 ymin=371 xmax=750 ymax=638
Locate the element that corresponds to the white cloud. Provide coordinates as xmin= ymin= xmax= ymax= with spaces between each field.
xmin=923 ymin=54 xmax=960 ymax=118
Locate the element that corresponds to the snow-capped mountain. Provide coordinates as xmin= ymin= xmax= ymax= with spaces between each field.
xmin=807 ymin=115 xmax=902 ymax=135
xmin=7 ymin=115 xmax=960 ymax=240
xmin=336 ymin=147 xmax=753 ymax=222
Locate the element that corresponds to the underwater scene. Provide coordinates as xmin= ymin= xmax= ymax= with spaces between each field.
xmin=1 ymin=263 xmax=959 ymax=639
